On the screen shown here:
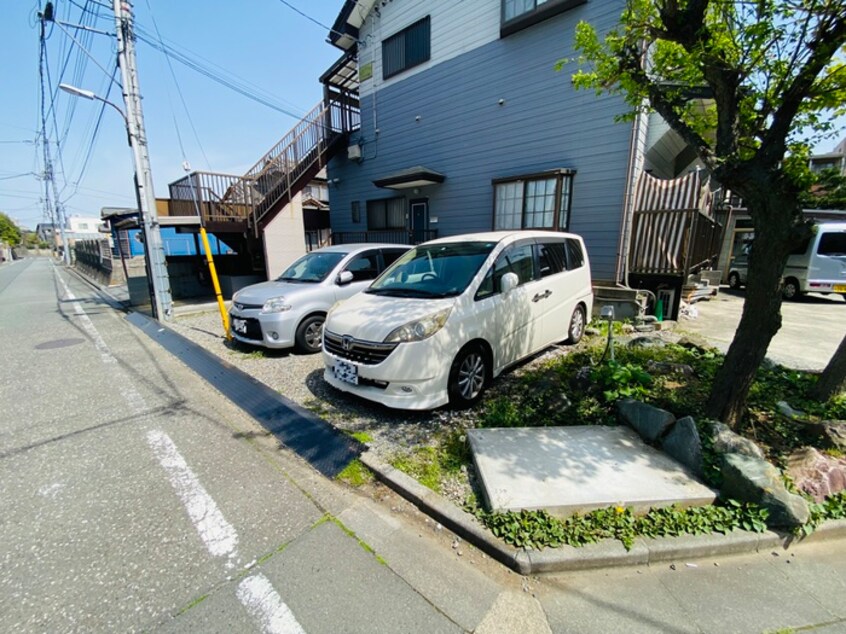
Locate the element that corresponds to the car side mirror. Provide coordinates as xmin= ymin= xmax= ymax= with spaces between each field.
xmin=500 ymin=272 xmax=519 ymax=296
xmin=337 ymin=270 xmax=354 ymax=285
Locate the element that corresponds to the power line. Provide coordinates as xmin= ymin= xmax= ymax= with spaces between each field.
xmin=142 ymin=0 xmax=210 ymax=170
xmin=134 ymin=28 xmax=309 ymax=121
xmin=275 ymin=0 xmax=345 ymax=39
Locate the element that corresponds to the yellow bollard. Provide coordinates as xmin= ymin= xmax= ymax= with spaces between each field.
xmin=200 ymin=226 xmax=231 ymax=340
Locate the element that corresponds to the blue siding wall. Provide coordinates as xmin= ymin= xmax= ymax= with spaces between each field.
xmin=328 ymin=2 xmax=631 ymax=280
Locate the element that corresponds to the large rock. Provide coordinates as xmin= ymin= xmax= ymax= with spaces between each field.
xmin=646 ymin=360 xmax=694 ymax=378
xmin=617 ymin=399 xmax=675 ymax=443
xmin=787 ymin=447 xmax=846 ymax=503
xmin=711 ymin=422 xmax=766 ymax=460
xmin=627 ymin=336 xmax=666 ymax=349
xmin=720 ymin=453 xmax=810 ymax=527
xmin=804 ymin=421 xmax=846 ymax=451
xmin=661 ymin=416 xmax=704 ymax=476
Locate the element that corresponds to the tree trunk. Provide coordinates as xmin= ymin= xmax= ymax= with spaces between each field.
xmin=704 ymin=186 xmax=801 ymax=427
xmin=812 ymin=333 xmax=846 ymax=401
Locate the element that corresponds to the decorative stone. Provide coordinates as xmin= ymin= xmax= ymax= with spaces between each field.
xmin=808 ymin=421 xmax=846 ymax=450
xmin=720 ymin=453 xmax=810 ymax=527
xmin=617 ymin=399 xmax=675 ymax=443
xmin=777 ymin=401 xmax=805 ymax=420
xmin=661 ymin=416 xmax=704 ymax=476
xmin=711 ymin=422 xmax=766 ymax=460
xmin=786 ymin=447 xmax=846 ymax=502
xmin=627 ymin=336 xmax=666 ymax=349
xmin=585 ymin=327 xmax=601 ymax=337
xmin=646 ymin=360 xmax=695 ymax=378
xmin=569 ymin=365 xmax=593 ymax=392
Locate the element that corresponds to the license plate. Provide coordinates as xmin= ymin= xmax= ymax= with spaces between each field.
xmin=835 ymin=284 xmax=846 ymax=292
xmin=231 ymin=317 xmax=247 ymax=335
xmin=333 ymin=360 xmax=359 ymax=385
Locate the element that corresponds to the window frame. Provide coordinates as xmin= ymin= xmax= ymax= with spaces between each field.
xmin=382 ymin=16 xmax=431 ymax=80
xmin=491 ymin=169 xmax=575 ymax=232
xmin=500 ymin=0 xmax=588 ymax=38
xmin=366 ymin=197 xmax=406 ymax=230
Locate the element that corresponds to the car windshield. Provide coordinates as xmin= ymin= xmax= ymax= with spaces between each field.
xmin=367 ymin=241 xmax=496 ymax=299
xmin=276 ymin=252 xmax=346 ymax=283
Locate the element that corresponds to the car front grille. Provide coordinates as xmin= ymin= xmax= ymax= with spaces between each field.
xmin=233 ymin=301 xmax=263 ymax=311
xmin=324 ymin=330 xmax=397 ymax=365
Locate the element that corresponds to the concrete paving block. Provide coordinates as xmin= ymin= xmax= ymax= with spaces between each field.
xmin=468 ymin=426 xmax=716 ymax=516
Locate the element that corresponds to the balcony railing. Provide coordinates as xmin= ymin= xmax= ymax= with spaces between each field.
xmin=331 ymin=230 xmax=438 ymax=246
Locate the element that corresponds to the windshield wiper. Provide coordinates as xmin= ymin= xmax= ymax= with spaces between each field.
xmin=276 ymin=277 xmax=314 ymax=283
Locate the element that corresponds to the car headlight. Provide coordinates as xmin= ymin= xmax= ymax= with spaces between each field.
xmin=261 ymin=296 xmax=292 ymax=313
xmin=384 ymin=308 xmax=451 ymax=343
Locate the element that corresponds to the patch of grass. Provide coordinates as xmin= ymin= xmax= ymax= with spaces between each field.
xmin=349 ymin=431 xmax=373 ymax=444
xmin=391 ymin=446 xmax=442 ymax=492
xmin=176 ymin=593 xmax=209 ymax=615
xmin=336 ymin=459 xmax=373 ymax=487
xmin=389 ymin=429 xmax=470 ymax=493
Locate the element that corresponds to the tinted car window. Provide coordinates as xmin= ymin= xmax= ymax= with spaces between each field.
xmin=476 ymin=242 xmax=536 ymax=300
xmin=565 ymin=238 xmax=585 ymax=270
xmin=817 ymin=232 xmax=846 ymax=256
xmin=381 ymin=248 xmax=408 ymax=269
xmin=537 ymin=241 xmax=566 ymax=277
xmin=368 ymin=242 xmax=496 ymax=299
xmin=277 ymin=251 xmax=346 ymax=283
xmin=344 ymin=251 xmax=380 ymax=282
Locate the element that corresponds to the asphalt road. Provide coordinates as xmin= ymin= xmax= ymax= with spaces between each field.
xmin=677 ymin=288 xmax=846 ymax=371
xmin=2 ymin=257 xmax=845 ymax=634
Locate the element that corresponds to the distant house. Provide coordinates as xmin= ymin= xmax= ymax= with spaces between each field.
xmin=319 ymin=0 xmax=722 ymax=314
xmin=809 ymin=138 xmax=846 ymax=176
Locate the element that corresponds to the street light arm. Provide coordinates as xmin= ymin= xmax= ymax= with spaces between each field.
xmin=59 ymin=83 xmax=128 ymax=124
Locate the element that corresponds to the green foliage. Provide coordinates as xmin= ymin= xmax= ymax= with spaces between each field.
xmin=798 ymin=490 xmax=846 ymax=537
xmin=336 ymin=459 xmax=373 ymax=487
xmin=0 ymin=212 xmax=21 ymax=247
xmin=390 ymin=429 xmax=469 ymax=493
xmin=349 ymin=431 xmax=373 ymax=444
xmin=476 ymin=501 xmax=770 ymax=551
xmin=800 ymin=168 xmax=846 ymax=210
xmin=590 ymin=360 xmax=653 ymax=402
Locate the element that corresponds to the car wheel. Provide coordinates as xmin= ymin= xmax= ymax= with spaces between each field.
xmin=295 ymin=315 xmax=324 ymax=354
xmin=728 ymin=272 xmax=741 ymax=289
xmin=448 ymin=344 xmax=488 ymax=408
xmin=566 ymin=304 xmax=586 ymax=344
xmin=782 ymin=278 xmax=801 ymax=301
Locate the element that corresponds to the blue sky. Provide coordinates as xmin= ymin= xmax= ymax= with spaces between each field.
xmin=0 ymin=1 xmax=342 ymax=229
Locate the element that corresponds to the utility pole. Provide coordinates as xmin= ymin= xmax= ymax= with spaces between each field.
xmin=112 ymin=0 xmax=172 ymax=320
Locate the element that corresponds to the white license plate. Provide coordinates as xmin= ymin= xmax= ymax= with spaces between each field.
xmin=231 ymin=317 xmax=247 ymax=334
xmin=333 ymin=360 xmax=359 ymax=385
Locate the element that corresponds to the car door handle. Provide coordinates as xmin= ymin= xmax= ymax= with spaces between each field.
xmin=532 ymin=290 xmax=552 ymax=302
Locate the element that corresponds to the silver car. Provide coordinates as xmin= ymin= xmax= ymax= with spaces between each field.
xmin=229 ymin=244 xmax=410 ymax=353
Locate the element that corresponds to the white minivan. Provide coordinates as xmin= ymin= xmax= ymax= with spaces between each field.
xmin=322 ymin=230 xmax=593 ymax=410
xmin=728 ymin=222 xmax=846 ymax=300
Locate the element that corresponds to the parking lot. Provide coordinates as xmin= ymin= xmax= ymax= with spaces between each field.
xmin=676 ymin=288 xmax=846 ymax=371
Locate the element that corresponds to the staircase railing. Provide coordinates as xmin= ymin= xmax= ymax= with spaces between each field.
xmin=221 ymin=99 xmax=358 ymax=231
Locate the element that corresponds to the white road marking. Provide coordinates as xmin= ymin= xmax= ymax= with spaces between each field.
xmin=146 ymin=429 xmax=240 ymax=565
xmin=54 ymin=269 xmax=147 ymax=414
xmin=54 ymin=266 xmax=303 ymax=632
xmin=237 ymin=574 xmax=307 ymax=634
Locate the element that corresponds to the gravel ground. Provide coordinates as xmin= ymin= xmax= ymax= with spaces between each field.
xmin=168 ymin=307 xmax=587 ymax=502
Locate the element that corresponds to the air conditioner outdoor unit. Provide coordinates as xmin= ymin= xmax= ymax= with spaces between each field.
xmin=347 ymin=144 xmax=362 ymax=161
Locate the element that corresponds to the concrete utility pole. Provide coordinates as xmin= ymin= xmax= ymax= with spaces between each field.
xmin=112 ymin=0 xmax=172 ymax=320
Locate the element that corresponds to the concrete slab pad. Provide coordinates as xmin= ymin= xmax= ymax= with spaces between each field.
xmin=468 ymin=426 xmax=716 ymax=515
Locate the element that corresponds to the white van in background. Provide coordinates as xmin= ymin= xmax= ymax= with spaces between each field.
xmin=322 ymin=231 xmax=593 ymax=410
xmin=728 ymin=222 xmax=846 ymax=300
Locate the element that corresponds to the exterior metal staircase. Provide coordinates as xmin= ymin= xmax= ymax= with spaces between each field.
xmin=168 ymin=98 xmax=358 ymax=235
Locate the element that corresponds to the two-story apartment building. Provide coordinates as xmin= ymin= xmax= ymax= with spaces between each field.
xmin=320 ymin=0 xmax=710 ymax=287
